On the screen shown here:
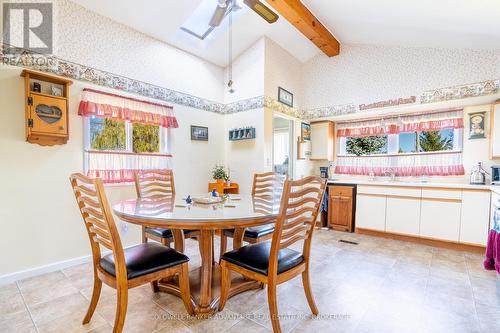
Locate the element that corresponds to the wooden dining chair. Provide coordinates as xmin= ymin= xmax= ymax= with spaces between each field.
xmin=219 ymin=172 xmax=286 ymax=257
xmin=219 ymin=176 xmax=327 ymax=333
xmin=135 ymin=169 xmax=197 ymax=252
xmin=70 ymin=173 xmax=193 ymax=333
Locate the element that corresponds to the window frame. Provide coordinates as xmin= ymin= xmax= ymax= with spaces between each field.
xmin=83 ymin=117 xmax=169 ymax=165
xmin=338 ymin=128 xmax=463 ymax=157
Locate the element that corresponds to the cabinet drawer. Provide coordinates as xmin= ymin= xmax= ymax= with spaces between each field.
xmin=422 ymin=188 xmax=462 ymax=200
xmin=357 ymin=185 xmax=388 ymax=195
xmin=385 ymin=187 xmax=421 ymax=198
xmin=329 ymin=185 xmax=353 ymax=198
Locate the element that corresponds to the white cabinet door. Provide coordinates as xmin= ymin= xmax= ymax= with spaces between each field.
xmin=386 ymin=197 xmax=421 ymax=235
xmin=355 ymin=194 xmax=386 ymax=231
xmin=420 ymin=200 xmax=462 ymax=241
xmin=310 ymin=122 xmax=334 ymax=160
xmin=460 ymin=191 xmax=491 ymax=245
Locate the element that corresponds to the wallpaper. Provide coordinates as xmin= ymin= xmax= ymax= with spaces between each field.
xmin=301 ymin=44 xmax=500 ymax=110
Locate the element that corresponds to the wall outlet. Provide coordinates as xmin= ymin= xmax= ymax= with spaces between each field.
xmin=120 ymin=222 xmax=129 ymax=235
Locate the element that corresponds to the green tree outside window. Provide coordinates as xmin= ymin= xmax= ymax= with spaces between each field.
xmin=90 ymin=118 xmax=126 ymax=151
xmin=133 ymin=123 xmax=160 ymax=153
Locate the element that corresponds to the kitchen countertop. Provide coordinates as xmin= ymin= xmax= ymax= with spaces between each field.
xmin=327 ymin=178 xmax=492 ymax=190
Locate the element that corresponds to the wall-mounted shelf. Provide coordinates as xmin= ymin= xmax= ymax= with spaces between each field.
xmin=229 ymin=127 xmax=256 ymax=141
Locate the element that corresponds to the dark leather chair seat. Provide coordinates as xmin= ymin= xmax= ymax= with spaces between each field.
xmin=100 ymin=243 xmax=189 ymax=279
xmin=223 ymin=224 xmax=275 ymax=239
xmin=145 ymin=227 xmax=192 ymax=239
xmin=221 ymin=241 xmax=304 ymax=276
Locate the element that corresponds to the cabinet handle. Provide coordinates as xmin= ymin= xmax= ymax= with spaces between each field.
xmin=59 ymin=126 xmax=64 ymax=130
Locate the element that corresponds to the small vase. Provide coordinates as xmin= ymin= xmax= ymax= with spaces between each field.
xmin=216 ymin=179 xmax=224 ymax=185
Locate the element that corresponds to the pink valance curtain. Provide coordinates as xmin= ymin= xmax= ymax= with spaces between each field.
xmin=337 ymin=109 xmax=463 ymax=138
xmin=78 ymin=88 xmax=178 ymax=128
xmin=85 ymin=151 xmax=173 ymax=184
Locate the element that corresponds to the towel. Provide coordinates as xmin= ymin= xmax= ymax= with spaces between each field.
xmin=484 ymin=210 xmax=500 ymax=274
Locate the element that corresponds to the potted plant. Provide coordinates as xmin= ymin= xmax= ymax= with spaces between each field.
xmin=212 ymin=165 xmax=227 ymax=185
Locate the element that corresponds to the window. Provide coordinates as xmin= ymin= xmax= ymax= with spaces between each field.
xmin=345 ymin=135 xmax=387 ymax=156
xmin=85 ymin=117 xmax=167 ymax=154
xmin=340 ymin=129 xmax=461 ymax=156
xmin=180 ymin=0 xmax=247 ymax=40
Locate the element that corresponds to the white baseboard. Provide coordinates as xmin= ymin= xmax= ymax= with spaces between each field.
xmin=0 ymin=243 xmax=140 ymax=287
xmin=0 ymin=255 xmax=92 ymax=286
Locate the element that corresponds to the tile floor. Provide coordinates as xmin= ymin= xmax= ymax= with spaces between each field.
xmin=1 ymin=230 xmax=499 ymax=333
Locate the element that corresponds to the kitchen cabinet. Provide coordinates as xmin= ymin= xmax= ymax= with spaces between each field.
xmin=310 ymin=121 xmax=334 ymax=160
xmin=328 ymin=185 xmax=355 ymax=232
xmin=355 ymin=193 xmax=386 ymax=231
xmin=420 ymin=199 xmax=462 ymax=242
xmin=460 ymin=190 xmax=491 ymax=245
xmin=386 ymin=197 xmax=421 ymax=235
xmin=491 ymin=102 xmax=500 ymax=159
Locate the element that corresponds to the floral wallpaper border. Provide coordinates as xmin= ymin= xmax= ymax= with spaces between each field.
xmin=1 ymin=43 xmax=499 ymax=119
xmin=420 ymin=79 xmax=499 ymax=104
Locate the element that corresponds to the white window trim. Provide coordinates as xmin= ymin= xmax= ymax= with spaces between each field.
xmin=338 ymin=129 xmax=463 ymax=157
xmin=83 ymin=117 xmax=169 ymax=177
xmin=83 ymin=117 xmax=169 ymax=153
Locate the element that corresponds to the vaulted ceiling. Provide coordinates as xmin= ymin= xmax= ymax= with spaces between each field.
xmin=71 ymin=0 xmax=500 ymax=67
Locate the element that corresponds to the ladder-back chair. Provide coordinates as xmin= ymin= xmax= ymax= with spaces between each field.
xmin=70 ymin=173 xmax=193 ymax=333
xmin=219 ymin=176 xmax=326 ymax=333
xmin=219 ymin=172 xmax=285 ymax=257
xmin=135 ymin=170 xmax=197 ymax=252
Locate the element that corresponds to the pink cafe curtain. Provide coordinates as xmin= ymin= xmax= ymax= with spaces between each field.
xmin=79 ymin=88 xmax=176 ymax=183
xmin=78 ymin=88 xmax=178 ymax=128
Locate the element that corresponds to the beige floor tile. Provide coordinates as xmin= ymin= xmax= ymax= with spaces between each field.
xmin=0 ymin=283 xmax=26 ymax=319
xmin=36 ymin=310 xmax=107 ymax=333
xmin=250 ymin=302 xmax=308 ymax=333
xmin=180 ymin=309 xmax=241 ymax=333
xmin=18 ymin=271 xmax=79 ymax=306
xmin=224 ymin=318 xmax=270 ymax=333
xmin=0 ymin=309 xmax=37 ymax=333
xmin=62 ymin=263 xmax=95 ymax=291
xmin=225 ymin=288 xmax=267 ymax=315
xmin=29 ymin=291 xmax=90 ymax=327
xmin=6 ymin=230 xmax=496 ymax=333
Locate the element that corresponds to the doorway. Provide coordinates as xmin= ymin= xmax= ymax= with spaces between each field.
xmin=273 ymin=114 xmax=293 ymax=178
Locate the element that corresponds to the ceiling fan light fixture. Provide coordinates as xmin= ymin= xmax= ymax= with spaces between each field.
xmin=244 ymin=0 xmax=279 ymax=24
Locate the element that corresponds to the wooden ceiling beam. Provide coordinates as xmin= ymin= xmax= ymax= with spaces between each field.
xmin=265 ymin=0 xmax=340 ymax=57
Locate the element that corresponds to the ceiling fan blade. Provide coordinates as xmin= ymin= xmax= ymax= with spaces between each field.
xmin=209 ymin=4 xmax=228 ymax=27
xmin=244 ymin=0 xmax=279 ymax=24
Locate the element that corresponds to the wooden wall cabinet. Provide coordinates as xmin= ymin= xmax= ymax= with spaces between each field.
xmin=21 ymin=70 xmax=73 ymax=146
xmin=328 ymin=185 xmax=354 ymax=232
xmin=310 ymin=121 xmax=334 ymax=161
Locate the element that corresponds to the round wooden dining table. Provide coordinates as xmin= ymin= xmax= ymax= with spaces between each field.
xmin=113 ymin=194 xmax=280 ymax=316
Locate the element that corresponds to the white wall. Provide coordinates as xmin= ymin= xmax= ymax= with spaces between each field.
xmin=264 ymin=38 xmax=303 ymax=109
xmin=54 ymin=0 xmax=224 ymax=102
xmin=301 ymin=44 xmax=500 ymax=109
xmin=223 ymin=38 xmax=265 ymax=103
xmin=0 ymin=66 xmax=224 ymax=277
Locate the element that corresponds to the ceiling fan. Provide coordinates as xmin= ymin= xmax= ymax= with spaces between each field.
xmin=209 ymin=0 xmax=279 ymax=27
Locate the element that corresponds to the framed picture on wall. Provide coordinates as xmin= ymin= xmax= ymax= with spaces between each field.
xmin=469 ymin=112 xmax=486 ymax=139
xmin=278 ymin=87 xmax=293 ymax=107
xmin=191 ymin=125 xmax=208 ymax=141
xmin=301 ymin=122 xmax=311 ymax=141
